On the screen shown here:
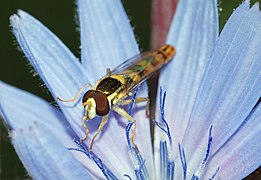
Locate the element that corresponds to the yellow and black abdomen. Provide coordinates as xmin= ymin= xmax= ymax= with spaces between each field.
xmin=119 ymin=45 xmax=176 ymax=89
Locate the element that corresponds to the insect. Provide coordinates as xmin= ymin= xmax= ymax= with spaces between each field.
xmin=57 ymin=44 xmax=176 ymax=150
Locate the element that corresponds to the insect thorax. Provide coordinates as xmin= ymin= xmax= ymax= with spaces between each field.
xmin=96 ymin=77 xmax=123 ymax=96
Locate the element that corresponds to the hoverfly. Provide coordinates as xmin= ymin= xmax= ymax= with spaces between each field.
xmin=57 ymin=45 xmax=176 ymax=150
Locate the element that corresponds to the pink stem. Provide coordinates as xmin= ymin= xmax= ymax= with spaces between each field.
xmin=151 ymin=0 xmax=178 ymax=49
xmin=150 ymin=0 xmax=178 ymax=118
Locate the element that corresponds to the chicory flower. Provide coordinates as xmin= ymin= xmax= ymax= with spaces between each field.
xmin=1 ymin=0 xmax=260 ymax=179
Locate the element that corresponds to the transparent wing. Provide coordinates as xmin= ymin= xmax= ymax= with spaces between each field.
xmin=110 ymin=51 xmax=150 ymax=74
xmin=110 ymin=50 xmax=164 ymax=94
xmin=107 ymin=45 xmax=175 ymax=96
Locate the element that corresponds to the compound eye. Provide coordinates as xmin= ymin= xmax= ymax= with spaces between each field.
xmin=93 ymin=92 xmax=110 ymax=116
xmin=82 ymin=90 xmax=96 ymax=105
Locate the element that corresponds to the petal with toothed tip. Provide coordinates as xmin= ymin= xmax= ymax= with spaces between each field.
xmin=11 ymin=123 xmax=94 ymax=179
xmin=181 ymin=2 xmax=261 ymax=178
xmin=0 ymin=81 xmax=103 ymax=179
xmin=202 ymin=104 xmax=261 ymax=179
xmin=10 ymin=10 xmax=89 ymax=138
xmin=77 ymin=0 xmax=139 ymax=82
xmin=155 ymin=0 xmax=218 ymax=178
xmin=10 ymin=3 xmax=154 ymax=177
xmin=77 ymin=0 xmax=154 ymax=177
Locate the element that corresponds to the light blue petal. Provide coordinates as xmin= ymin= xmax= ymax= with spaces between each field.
xmin=202 ymin=103 xmax=261 ymax=179
xmin=127 ymin=83 xmax=155 ymax=178
xmin=181 ymin=1 xmax=261 ymax=177
xmin=10 ymin=9 xmax=153 ymax=177
xmin=77 ymin=1 xmax=154 ymax=177
xmin=0 ymin=81 xmax=69 ymax=137
xmin=10 ymin=10 xmax=88 ymax=137
xmin=77 ymin=0 xmax=139 ymax=82
xmin=82 ymin=84 xmax=153 ymax=179
xmin=154 ymin=0 xmax=218 ymax=177
xmin=12 ymin=123 xmax=93 ymax=179
xmin=0 ymin=81 xmax=99 ymax=178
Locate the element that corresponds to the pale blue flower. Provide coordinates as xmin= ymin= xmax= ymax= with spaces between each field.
xmin=1 ymin=0 xmax=260 ymax=179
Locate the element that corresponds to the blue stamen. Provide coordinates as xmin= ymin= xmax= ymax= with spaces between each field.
xmin=167 ymin=160 xmax=175 ymax=180
xmin=155 ymin=87 xmax=221 ymax=179
xmin=68 ymin=139 xmax=118 ymax=180
xmin=125 ymin=86 xmax=149 ymax=180
xmin=135 ymin=159 xmax=146 ymax=180
xmin=138 ymin=159 xmax=146 ymax=173
xmin=159 ymin=87 xmax=172 ymax=143
xmin=191 ymin=175 xmax=199 ymax=180
xmin=209 ymin=166 xmax=220 ymax=180
xmin=153 ymin=119 xmax=168 ymax=135
xmin=178 ymin=144 xmax=187 ymax=180
xmin=160 ymin=141 xmax=168 ymax=179
xmin=153 ymin=119 xmax=169 ymax=135
xmin=135 ymin=169 xmax=145 ymax=180
xmin=160 ymin=140 xmax=175 ymax=180
xmin=125 ymin=122 xmax=134 ymax=149
xmin=136 ymin=151 xmax=149 ymax=177
xmin=126 ymin=125 xmax=149 ymax=179
xmin=128 ymin=85 xmax=140 ymax=115
xmin=192 ymin=126 xmax=213 ymax=179
xmin=203 ymin=126 xmax=213 ymax=164
xmin=123 ymin=174 xmax=132 ymax=180
xmin=155 ymin=87 xmax=175 ymax=180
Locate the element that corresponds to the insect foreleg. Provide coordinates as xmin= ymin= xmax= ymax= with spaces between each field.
xmin=89 ymin=114 xmax=109 ymax=150
xmin=81 ymin=118 xmax=90 ymax=143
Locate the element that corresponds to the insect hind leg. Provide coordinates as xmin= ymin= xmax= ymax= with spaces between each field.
xmin=119 ymin=97 xmax=150 ymax=118
xmin=112 ymin=106 xmax=139 ymax=151
xmin=112 ymin=106 xmax=135 ymax=122
xmin=119 ymin=97 xmax=149 ymax=105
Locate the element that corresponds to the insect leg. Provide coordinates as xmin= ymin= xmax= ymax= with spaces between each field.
xmin=106 ymin=68 xmax=111 ymax=76
xmin=112 ymin=106 xmax=135 ymax=122
xmin=81 ymin=118 xmax=90 ymax=143
xmin=119 ymin=97 xmax=150 ymax=117
xmin=89 ymin=114 xmax=109 ymax=150
xmin=87 ymin=83 xmax=95 ymax=90
xmin=119 ymin=97 xmax=149 ymax=105
xmin=56 ymin=83 xmax=94 ymax=102
xmin=112 ymin=106 xmax=139 ymax=150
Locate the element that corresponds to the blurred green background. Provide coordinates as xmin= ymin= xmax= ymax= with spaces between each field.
xmin=0 ymin=0 xmax=260 ymax=179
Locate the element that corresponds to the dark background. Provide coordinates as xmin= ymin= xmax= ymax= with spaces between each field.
xmin=0 ymin=0 xmax=260 ymax=179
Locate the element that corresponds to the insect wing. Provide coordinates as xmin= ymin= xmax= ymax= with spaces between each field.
xmin=109 ymin=45 xmax=175 ymax=95
xmin=110 ymin=51 xmax=150 ymax=74
xmin=110 ymin=50 xmax=158 ymax=93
